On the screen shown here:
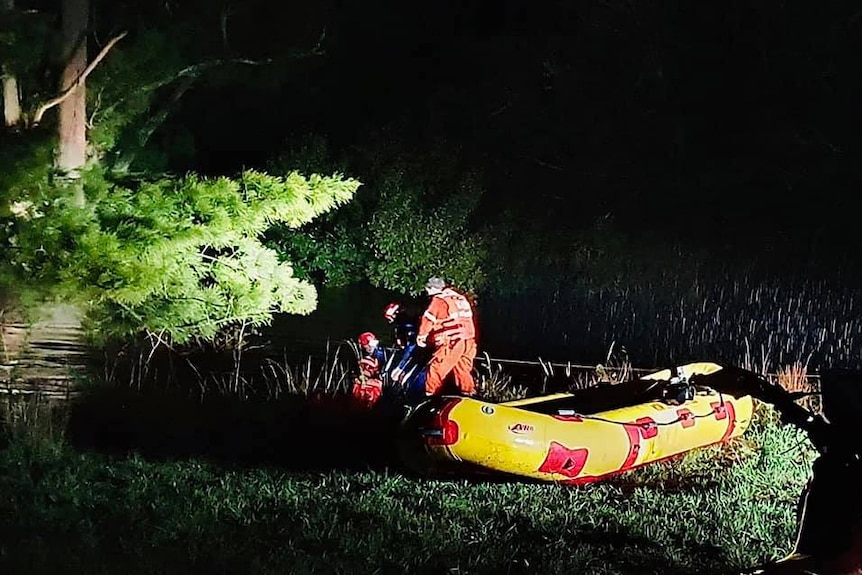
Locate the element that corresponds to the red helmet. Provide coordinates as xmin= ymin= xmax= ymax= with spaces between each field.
xmin=383 ymin=302 xmax=400 ymax=323
xmin=358 ymin=332 xmax=378 ymax=347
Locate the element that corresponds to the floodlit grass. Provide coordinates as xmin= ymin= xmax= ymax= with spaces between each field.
xmin=0 ymin=399 xmax=816 ymax=575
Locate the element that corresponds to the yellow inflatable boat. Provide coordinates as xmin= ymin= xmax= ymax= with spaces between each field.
xmin=399 ymin=362 xmax=754 ymax=484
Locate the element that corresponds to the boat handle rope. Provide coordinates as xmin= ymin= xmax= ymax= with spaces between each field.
xmin=557 ymin=391 xmax=736 ymax=429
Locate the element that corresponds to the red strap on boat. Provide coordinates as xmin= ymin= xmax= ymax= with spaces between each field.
xmin=718 ymin=401 xmax=737 ymax=442
xmin=620 ymin=424 xmax=642 ymax=471
xmin=552 ymin=415 xmax=584 ymax=422
xmin=635 ymin=416 xmax=658 ymax=439
xmin=676 ymin=408 xmax=696 ymax=428
xmin=711 ymin=401 xmax=728 ymax=420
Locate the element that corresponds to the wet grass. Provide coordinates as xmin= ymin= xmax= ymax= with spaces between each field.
xmin=0 ymin=391 xmax=816 ymax=575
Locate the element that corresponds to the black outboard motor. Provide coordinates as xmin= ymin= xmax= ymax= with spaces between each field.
xmin=772 ymin=370 xmax=862 ymax=574
xmin=717 ymin=368 xmax=862 ymax=575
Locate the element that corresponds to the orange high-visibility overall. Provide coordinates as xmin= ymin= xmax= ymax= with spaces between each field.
xmin=351 ymin=356 xmax=383 ymax=408
xmin=418 ymin=288 xmax=477 ymax=396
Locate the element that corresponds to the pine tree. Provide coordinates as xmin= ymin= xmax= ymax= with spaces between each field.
xmin=3 ymin=169 xmax=359 ymax=344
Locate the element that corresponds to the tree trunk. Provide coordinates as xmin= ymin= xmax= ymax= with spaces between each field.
xmin=1 ymin=0 xmax=21 ymax=128
xmin=2 ymin=76 xmax=21 ymax=128
xmin=56 ymin=0 xmax=89 ymax=178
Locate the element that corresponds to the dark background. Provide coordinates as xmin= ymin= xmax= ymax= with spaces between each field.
xmin=164 ymin=0 xmax=862 ymax=260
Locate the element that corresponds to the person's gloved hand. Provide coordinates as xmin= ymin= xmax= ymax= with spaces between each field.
xmin=416 ymin=334 xmax=427 ymax=348
xmin=391 ymin=367 xmax=404 ymax=382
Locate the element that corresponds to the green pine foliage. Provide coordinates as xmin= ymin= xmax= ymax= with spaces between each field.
xmin=1 ymin=168 xmax=360 ymax=344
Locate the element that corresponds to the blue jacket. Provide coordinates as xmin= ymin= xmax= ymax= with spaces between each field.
xmin=391 ymin=318 xmax=428 ymax=400
xmin=394 ymin=320 xmax=416 ymax=367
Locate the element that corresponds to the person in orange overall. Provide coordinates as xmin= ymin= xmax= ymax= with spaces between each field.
xmin=351 ymin=332 xmax=386 ymax=408
xmin=416 ymin=277 xmax=477 ymax=397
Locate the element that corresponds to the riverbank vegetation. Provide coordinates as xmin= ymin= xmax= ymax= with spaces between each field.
xmin=0 ymin=377 xmax=816 ymax=575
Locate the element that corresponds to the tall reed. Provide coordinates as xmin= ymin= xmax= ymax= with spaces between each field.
xmin=483 ymin=267 xmax=861 ymax=374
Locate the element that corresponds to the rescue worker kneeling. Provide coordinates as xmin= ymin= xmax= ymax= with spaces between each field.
xmin=417 ymin=277 xmax=477 ymax=397
xmin=351 ymin=331 xmax=385 ymax=408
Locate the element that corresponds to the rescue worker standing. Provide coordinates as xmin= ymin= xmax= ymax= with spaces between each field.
xmin=417 ymin=277 xmax=477 ymax=396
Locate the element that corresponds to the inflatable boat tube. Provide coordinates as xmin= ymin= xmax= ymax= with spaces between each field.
xmin=398 ymin=361 xmax=754 ymax=484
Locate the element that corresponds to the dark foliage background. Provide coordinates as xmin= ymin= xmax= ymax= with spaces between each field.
xmin=168 ymin=0 xmax=861 ymax=256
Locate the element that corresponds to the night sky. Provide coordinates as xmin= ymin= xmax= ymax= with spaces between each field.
xmin=162 ymin=0 xmax=862 ymax=260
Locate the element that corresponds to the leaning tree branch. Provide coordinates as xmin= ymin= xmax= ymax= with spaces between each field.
xmin=131 ymin=27 xmax=324 ymax=95
xmin=31 ymin=30 xmax=128 ymax=126
xmin=93 ymin=57 xmax=268 ymax=127
xmin=107 ymin=58 xmax=268 ymax=172
xmin=137 ymin=58 xmax=268 ymax=94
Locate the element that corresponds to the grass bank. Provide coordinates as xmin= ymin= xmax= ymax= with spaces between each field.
xmin=0 ymin=397 xmax=816 ymax=575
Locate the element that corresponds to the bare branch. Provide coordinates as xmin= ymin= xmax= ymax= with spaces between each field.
xmin=220 ymin=3 xmax=235 ymax=54
xmin=32 ymin=30 xmax=128 ymax=125
xmin=534 ymin=157 xmax=563 ymax=171
xmin=137 ymin=58 xmax=268 ymax=93
xmin=312 ymin=28 xmax=326 ymax=56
